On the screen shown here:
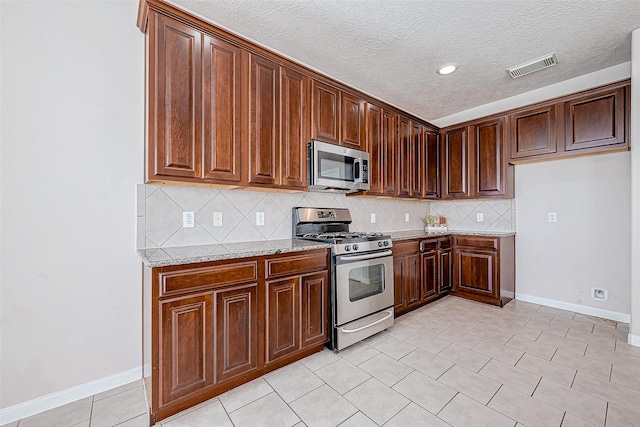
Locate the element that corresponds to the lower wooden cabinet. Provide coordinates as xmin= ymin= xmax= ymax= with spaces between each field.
xmin=148 ymin=249 xmax=329 ymax=424
xmin=420 ymin=237 xmax=452 ymax=303
xmin=451 ymin=235 xmax=515 ymax=306
xmin=393 ymin=240 xmax=421 ymax=316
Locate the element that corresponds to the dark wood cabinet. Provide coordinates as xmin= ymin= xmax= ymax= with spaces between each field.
xmin=423 ymin=129 xmax=440 ymax=199
xmin=149 ymin=13 xmax=202 ymax=181
xmin=382 ymin=110 xmax=397 ymax=196
xmin=564 ymin=86 xmax=627 ymax=152
xmin=148 ymin=249 xmax=329 ymax=423
xmin=249 ymin=54 xmax=280 ymax=186
xmin=410 ymin=123 xmax=423 ymax=198
xmin=441 ymin=126 xmax=469 ymax=199
xmin=393 ymin=240 xmax=421 ymax=315
xmin=452 ymin=235 xmax=515 ymax=306
xmin=365 ymin=104 xmax=383 ymax=195
xmin=341 ymin=92 xmax=365 ymax=150
xmin=510 ymin=104 xmax=558 ymax=160
xmin=280 ymin=67 xmax=311 ymax=189
xmin=421 ymin=250 xmax=437 ymax=302
xmin=439 ymin=246 xmax=452 ymax=293
xmin=471 ymin=118 xmax=513 ymax=198
xmin=202 ymin=35 xmax=242 ymax=184
xmin=311 ymin=81 xmax=340 ymax=145
xmin=396 ymin=117 xmax=412 ymax=197
xmin=419 ymin=237 xmax=452 ymax=303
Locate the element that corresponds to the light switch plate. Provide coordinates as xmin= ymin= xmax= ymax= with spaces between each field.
xmin=476 ymin=213 xmax=484 ymax=222
xmin=548 ymin=212 xmax=558 ymax=223
xmin=213 ymin=212 xmax=222 ymax=227
xmin=371 ymin=213 xmax=376 ymax=223
xmin=256 ymin=212 xmax=265 ymax=226
xmin=183 ymin=212 xmax=195 ymax=228
xmin=405 ymin=213 xmax=410 ymax=222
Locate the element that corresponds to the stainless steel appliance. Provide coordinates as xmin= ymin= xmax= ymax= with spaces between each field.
xmin=293 ymin=207 xmax=393 ymax=351
xmin=307 ymin=140 xmax=370 ymax=193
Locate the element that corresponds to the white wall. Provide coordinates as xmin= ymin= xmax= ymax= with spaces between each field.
xmin=515 ymin=152 xmax=631 ymax=320
xmin=0 ymin=0 xmax=144 ymax=420
xmin=630 ymin=29 xmax=640 ymax=344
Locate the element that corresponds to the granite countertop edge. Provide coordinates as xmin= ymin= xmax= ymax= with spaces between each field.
xmin=137 ymin=230 xmax=515 ymax=267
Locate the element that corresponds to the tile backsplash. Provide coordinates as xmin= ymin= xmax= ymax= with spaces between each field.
xmin=136 ymin=185 xmax=516 ymax=248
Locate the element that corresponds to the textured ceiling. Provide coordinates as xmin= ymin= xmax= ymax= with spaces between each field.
xmin=169 ymin=0 xmax=640 ymax=122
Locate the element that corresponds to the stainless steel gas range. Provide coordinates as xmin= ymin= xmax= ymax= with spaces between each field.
xmin=293 ymin=207 xmax=394 ymax=351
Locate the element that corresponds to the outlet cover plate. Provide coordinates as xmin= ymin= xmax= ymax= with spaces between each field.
xmin=183 ymin=212 xmax=195 ymax=228
xmin=548 ymin=212 xmax=558 ymax=223
xmin=256 ymin=212 xmax=265 ymax=226
xmin=371 ymin=213 xmax=376 ymax=223
xmin=476 ymin=213 xmax=484 ymax=222
xmin=213 ymin=212 xmax=222 ymax=227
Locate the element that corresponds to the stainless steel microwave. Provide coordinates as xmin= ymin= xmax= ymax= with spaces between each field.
xmin=307 ymin=140 xmax=370 ymax=193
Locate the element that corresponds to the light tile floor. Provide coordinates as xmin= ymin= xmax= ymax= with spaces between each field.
xmin=5 ymin=296 xmax=640 ymax=427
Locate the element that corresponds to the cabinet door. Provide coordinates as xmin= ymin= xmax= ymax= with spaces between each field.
xmin=472 ymin=118 xmax=511 ymax=197
xmin=410 ymin=123 xmax=423 ymax=198
xmin=249 ymin=55 xmax=280 ymax=185
xmin=341 ymin=92 xmax=365 ymax=150
xmin=266 ymin=277 xmax=299 ymax=363
xmin=421 ymin=251 xmax=438 ymax=302
xmin=213 ymin=283 xmax=259 ymax=383
xmin=405 ymin=254 xmax=421 ymax=307
xmin=312 ymin=81 xmax=340 ymax=145
xmin=365 ymin=104 xmax=383 ymax=195
xmin=203 ymin=35 xmax=242 ymax=183
xmin=382 ymin=110 xmax=397 ymax=196
xmin=301 ymin=271 xmax=329 ymax=348
xmin=509 ymin=104 xmax=557 ymax=159
xmin=565 ymin=87 xmax=626 ymax=151
xmin=441 ymin=126 xmax=469 ymax=199
xmin=423 ymin=129 xmax=439 ymax=199
xmin=396 ymin=117 xmax=411 ymax=197
xmin=281 ymin=67 xmax=310 ymax=189
xmin=453 ymin=248 xmax=498 ymax=300
xmin=438 ymin=248 xmax=452 ymax=293
xmin=160 ymin=294 xmax=213 ymax=405
xmin=150 ymin=13 xmax=202 ymax=180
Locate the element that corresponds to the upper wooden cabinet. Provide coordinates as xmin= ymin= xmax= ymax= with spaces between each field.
xmin=365 ymin=104 xmax=383 ymax=195
xmin=509 ymin=80 xmax=629 ymax=163
xmin=311 ymin=82 xmax=365 ymax=150
xmin=441 ymin=126 xmax=469 ymax=199
xmin=396 ymin=116 xmax=412 ymax=197
xmin=382 ymin=110 xmax=397 ymax=196
xmin=471 ymin=117 xmax=513 ymax=198
xmin=423 ymin=129 xmax=440 ymax=199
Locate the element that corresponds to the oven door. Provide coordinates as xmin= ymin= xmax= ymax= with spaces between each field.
xmin=334 ymin=249 xmax=394 ymax=326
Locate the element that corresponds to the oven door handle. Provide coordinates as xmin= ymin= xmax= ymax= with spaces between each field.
xmin=336 ymin=249 xmax=393 ymax=262
xmin=340 ymin=310 xmax=394 ymax=333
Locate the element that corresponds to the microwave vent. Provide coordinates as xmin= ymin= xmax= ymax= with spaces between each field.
xmin=507 ymin=52 xmax=558 ymax=78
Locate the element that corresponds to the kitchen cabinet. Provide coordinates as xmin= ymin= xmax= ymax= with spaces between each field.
xmin=311 ymin=81 xmax=365 ymax=150
xmin=365 ymin=103 xmax=383 ymax=195
xmin=393 ymin=240 xmax=421 ymax=316
xmin=452 ymin=235 xmax=515 ymax=306
xmin=509 ymin=80 xmax=629 ymax=163
xmin=441 ymin=126 xmax=470 ymax=199
xmin=147 ymin=248 xmax=329 ymax=423
xmin=410 ymin=122 xmax=423 ymax=197
xmin=340 ymin=91 xmax=366 ymax=150
xmin=420 ymin=237 xmax=452 ymax=303
xmin=382 ymin=110 xmax=397 ymax=196
xmin=423 ymin=129 xmax=440 ymax=199
xmin=396 ymin=117 xmax=412 ymax=197
xmin=471 ymin=117 xmax=513 ymax=198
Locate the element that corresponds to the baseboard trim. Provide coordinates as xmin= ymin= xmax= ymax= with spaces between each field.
xmin=629 ymin=333 xmax=640 ymax=347
xmin=0 ymin=366 xmax=142 ymax=425
xmin=515 ymin=293 xmax=631 ymax=323
xmin=502 ymin=291 xmax=515 ymax=299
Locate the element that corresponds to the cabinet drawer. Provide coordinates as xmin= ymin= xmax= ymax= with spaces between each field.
xmin=419 ymin=240 xmax=438 ymax=252
xmin=159 ymin=261 xmax=258 ymax=297
xmin=438 ymin=237 xmax=452 ymax=249
xmin=266 ymin=250 xmax=328 ymax=279
xmin=454 ymin=236 xmax=498 ymax=250
xmin=393 ymin=240 xmax=420 ymax=256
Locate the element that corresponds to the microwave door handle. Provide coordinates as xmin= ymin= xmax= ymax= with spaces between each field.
xmin=353 ymin=158 xmax=362 ymax=183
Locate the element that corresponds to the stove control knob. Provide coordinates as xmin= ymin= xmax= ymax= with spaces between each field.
xmin=352 ymin=244 xmax=359 ymax=251
xmin=383 ymin=241 xmax=390 ymax=247
xmin=344 ymin=245 xmax=351 ymax=252
xmin=378 ymin=241 xmax=384 ymax=247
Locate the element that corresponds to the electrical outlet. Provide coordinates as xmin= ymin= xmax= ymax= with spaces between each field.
xmin=371 ymin=213 xmax=376 ymax=223
xmin=183 ymin=212 xmax=195 ymax=228
xmin=548 ymin=212 xmax=558 ymax=223
xmin=405 ymin=213 xmax=410 ymax=222
xmin=591 ymin=287 xmax=608 ymax=301
xmin=476 ymin=213 xmax=484 ymax=222
xmin=213 ymin=212 xmax=222 ymax=227
xmin=256 ymin=211 xmax=265 ymax=226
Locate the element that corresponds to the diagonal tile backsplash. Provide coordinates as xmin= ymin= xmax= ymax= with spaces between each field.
xmin=136 ymin=185 xmax=516 ymax=248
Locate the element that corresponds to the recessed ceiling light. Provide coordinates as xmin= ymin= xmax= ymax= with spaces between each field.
xmin=437 ymin=63 xmax=458 ymax=75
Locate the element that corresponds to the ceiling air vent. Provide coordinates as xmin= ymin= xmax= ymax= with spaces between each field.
xmin=507 ymin=52 xmax=558 ymax=78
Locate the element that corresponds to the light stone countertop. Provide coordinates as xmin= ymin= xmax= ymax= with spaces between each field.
xmin=137 ymin=239 xmax=330 ymax=268
xmin=389 ymin=229 xmax=517 ymax=241
xmin=137 ymin=230 xmax=516 ymax=267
